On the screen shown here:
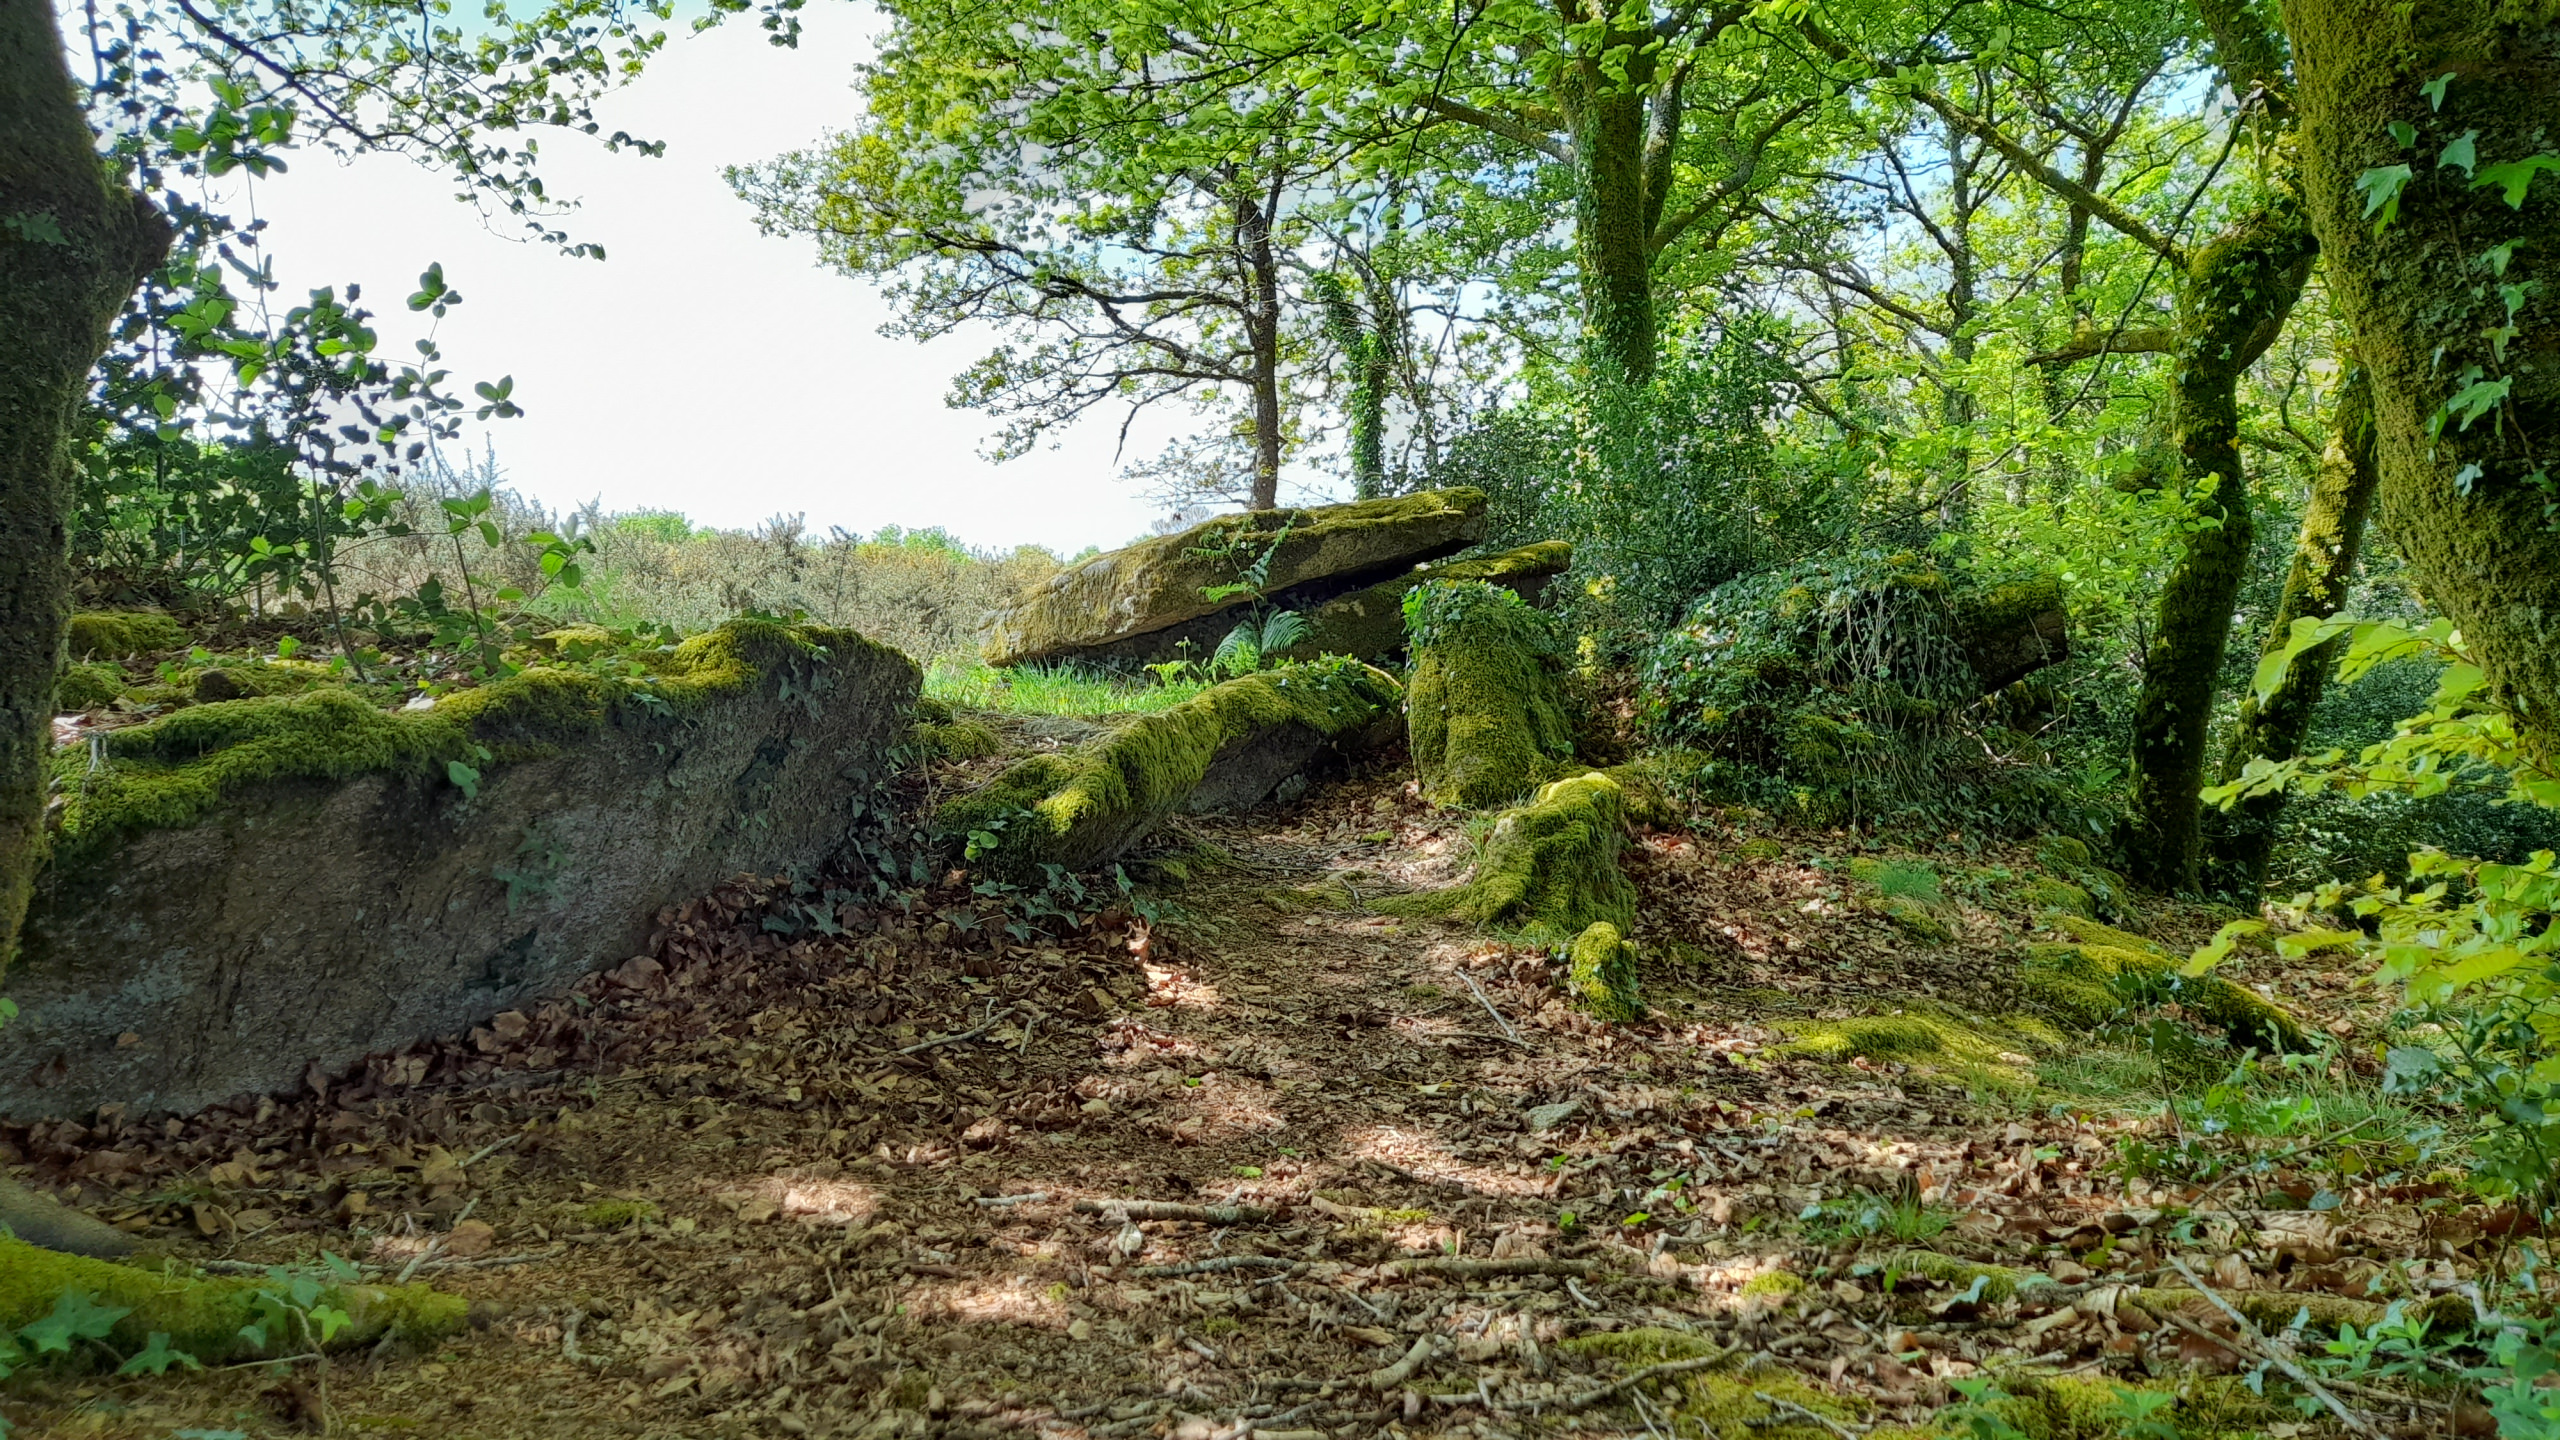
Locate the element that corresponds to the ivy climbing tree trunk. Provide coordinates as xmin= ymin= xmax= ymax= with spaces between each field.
xmin=1314 ymin=272 xmax=1389 ymax=498
xmin=3 ymin=0 xmax=172 ymax=965
xmin=1 ymin=0 xmax=173 ymax=1256
xmin=2284 ymin=0 xmax=2560 ymax=769
xmin=2122 ymin=202 xmax=2317 ymax=893
xmin=1560 ymin=71 xmax=1659 ymax=384
xmin=2203 ymin=365 xmax=2380 ymax=897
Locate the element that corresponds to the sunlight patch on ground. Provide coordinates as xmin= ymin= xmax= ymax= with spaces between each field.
xmin=1142 ymin=962 xmax=1223 ymax=1010
xmin=910 ymin=1271 xmax=1070 ymax=1328
xmin=1343 ymin=1124 xmax=1551 ymax=1197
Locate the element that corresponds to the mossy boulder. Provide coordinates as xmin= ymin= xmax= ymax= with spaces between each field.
xmin=1378 ymin=771 xmax=1635 ymax=941
xmin=188 ymin=659 xmax=336 ymax=704
xmin=6 ymin=620 xmax=920 ymax=1121
xmin=1405 ymin=579 xmax=1578 ymax=808
xmin=1780 ymin=1006 xmax=2059 ymax=1072
xmin=936 ymin=659 xmax=1402 ymax=879
xmin=54 ymin=662 xmax=123 ymax=712
xmin=64 ymin=610 xmax=185 ymax=660
xmin=0 ymin=1237 xmax=465 ymax=1366
xmin=1276 ymin=541 xmax=1573 ymax=664
xmin=981 ymin=490 xmax=1488 ymax=668
xmin=2018 ymin=916 xmax=2307 ymax=1052
xmin=1564 ymin=921 xmax=1645 ymax=1021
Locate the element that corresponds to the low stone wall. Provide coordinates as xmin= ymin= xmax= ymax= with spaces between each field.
xmin=3 ymin=622 xmax=919 ymax=1122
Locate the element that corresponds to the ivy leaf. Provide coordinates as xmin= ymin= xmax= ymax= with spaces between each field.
xmin=2439 ymin=130 xmax=2479 ymax=175
xmin=2387 ymin=119 xmax=2417 ymax=148
xmin=446 ymin=760 xmax=481 ymax=800
xmin=2444 ymin=373 xmax=2513 ymax=431
xmin=2421 ymin=71 xmax=2456 ymax=110
xmin=116 ymin=1332 xmax=205 ymax=1375
xmin=19 ymin=1292 xmax=130 ymax=1355
xmin=2355 ymin=164 xmax=2414 ymax=231
xmin=2474 ymin=154 xmax=2560 ymax=209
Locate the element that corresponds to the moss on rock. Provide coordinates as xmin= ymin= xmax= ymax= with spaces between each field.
xmin=0 ymin=1237 xmax=466 ymax=1366
xmin=2019 ymin=920 xmax=2307 ymax=1052
xmin=983 ymin=489 xmax=1488 ymax=667
xmin=1377 ymin=772 xmax=1635 ymax=941
xmin=54 ymin=662 xmax=123 ymax=712
xmin=1565 ymin=921 xmax=1645 ymax=1021
xmin=1404 ymin=579 xmax=1578 ymax=808
xmin=914 ymin=716 xmax=1003 ymax=760
xmin=64 ymin=610 xmax=184 ymax=660
xmin=1280 ymin=540 xmax=1575 ymax=663
xmin=2020 ymin=875 xmax=2097 ymax=918
xmin=45 ymin=619 xmax=880 ymax=876
xmin=935 ymin=659 xmax=1401 ymax=877
xmin=1779 ymin=1006 xmax=2057 ymax=1074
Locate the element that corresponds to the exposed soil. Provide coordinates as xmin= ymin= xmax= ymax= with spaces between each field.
xmin=0 ymin=762 xmax=2477 ymax=1439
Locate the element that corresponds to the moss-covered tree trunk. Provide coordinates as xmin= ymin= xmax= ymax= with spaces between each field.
xmin=2 ymin=0 xmax=171 ymax=965
xmin=1 ymin=0 xmax=173 ymax=1257
xmin=2203 ymin=365 xmax=2379 ymax=897
xmin=1558 ymin=43 xmax=1660 ymax=384
xmin=2283 ymin=0 xmax=2560 ymax=770
xmin=1314 ymin=272 xmax=1389 ymax=498
xmin=2121 ymin=202 xmax=2316 ymax=893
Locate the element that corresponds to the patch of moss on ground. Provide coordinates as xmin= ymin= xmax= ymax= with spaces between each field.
xmin=1376 ymin=771 xmax=1635 ymax=942
xmin=1565 ymin=920 xmax=1645 ymax=1021
xmin=1738 ymin=1270 xmax=1805 ymax=1298
xmin=2020 ymin=875 xmax=2097 ymax=918
xmin=1736 ymin=837 xmax=1785 ymax=861
xmin=578 ymin=1199 xmax=659 ymax=1230
xmin=65 ymin=610 xmax=185 ymax=660
xmin=0 ymin=1237 xmax=465 ymax=1366
xmin=1404 ymin=579 xmax=1578 ymax=808
xmin=2020 ymin=918 xmax=2307 ymax=1052
xmin=46 ymin=620 xmax=895 ymax=874
xmin=935 ymin=658 xmax=1401 ymax=878
xmin=914 ymin=716 xmax=1003 ymax=760
xmin=1779 ymin=1005 xmax=2059 ymax=1081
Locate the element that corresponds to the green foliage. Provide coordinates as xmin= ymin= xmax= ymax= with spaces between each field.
xmin=1641 ymin=550 xmax=2079 ymax=831
xmin=1799 ymin=1184 xmax=1951 ymax=1246
xmin=926 ymin=656 xmax=1207 ymax=718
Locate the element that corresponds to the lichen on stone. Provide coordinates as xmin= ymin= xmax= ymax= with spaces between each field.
xmin=935 ymin=658 xmax=1402 ymax=877
xmin=0 ymin=1236 xmax=466 ymax=1367
xmin=64 ymin=610 xmax=185 ymax=660
xmin=1376 ymin=771 xmax=1635 ymax=942
xmin=1565 ymin=920 xmax=1645 ymax=1021
xmin=1403 ymin=579 xmax=1578 ymax=808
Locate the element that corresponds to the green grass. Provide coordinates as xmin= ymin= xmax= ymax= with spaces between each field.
xmin=923 ymin=655 xmax=1210 ymax=717
xmin=1798 ymin=1187 xmax=1953 ymax=1245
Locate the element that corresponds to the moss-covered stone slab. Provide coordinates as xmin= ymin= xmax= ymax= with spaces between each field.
xmin=5 ymin=621 xmax=919 ymax=1122
xmin=981 ymin=490 xmax=1488 ymax=668
xmin=1379 ymin=771 xmax=1635 ymax=941
xmin=936 ymin=660 xmax=1402 ymax=878
xmin=0 ymin=1237 xmax=466 ymax=1365
xmin=2018 ymin=915 xmax=2307 ymax=1052
xmin=1275 ymin=541 xmax=1573 ymax=665
xmin=1406 ymin=580 xmax=1579 ymax=808
xmin=64 ymin=610 xmax=184 ymax=661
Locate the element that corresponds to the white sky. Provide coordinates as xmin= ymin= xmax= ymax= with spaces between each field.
xmin=236 ymin=6 xmax=1193 ymax=556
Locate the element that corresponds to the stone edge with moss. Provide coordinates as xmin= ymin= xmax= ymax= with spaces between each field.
xmin=42 ymin=619 xmax=910 ymax=880
xmin=934 ymin=658 xmax=1402 ymax=878
xmin=1377 ymin=772 xmax=1635 ymax=943
xmin=2019 ymin=915 xmax=2307 ymax=1051
xmin=0 ymin=1236 xmax=466 ymax=1367
xmin=1405 ymin=578 xmax=1578 ymax=808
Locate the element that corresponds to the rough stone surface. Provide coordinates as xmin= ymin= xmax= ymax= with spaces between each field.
xmin=982 ymin=490 xmax=1488 ymax=668
xmin=1278 ymin=541 xmax=1574 ymax=665
xmin=937 ymin=660 xmax=1402 ymax=877
xmin=4 ymin=623 xmax=920 ymax=1122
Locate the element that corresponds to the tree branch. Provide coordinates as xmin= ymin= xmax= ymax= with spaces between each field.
xmin=1411 ymin=93 xmax=1571 ymax=163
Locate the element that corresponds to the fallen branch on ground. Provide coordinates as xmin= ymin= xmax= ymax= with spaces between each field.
xmin=1386 ymin=1257 xmax=1600 ymax=1280
xmin=1496 ymin=1350 xmax=1736 ymax=1413
xmin=1132 ymin=1255 xmax=1303 ymax=1278
xmin=888 ymin=1006 xmax=1023 ymax=1056
xmin=1075 ymin=1199 xmax=1272 ymax=1224
xmin=2163 ymin=1257 xmax=2388 ymax=1440
xmin=1750 ymin=1391 xmax=1867 ymax=1437
xmin=1370 ymin=1334 xmax=1439 ymax=1390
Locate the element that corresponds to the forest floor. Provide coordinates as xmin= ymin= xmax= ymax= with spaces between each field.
xmin=0 ymin=757 xmax=2486 ymax=1440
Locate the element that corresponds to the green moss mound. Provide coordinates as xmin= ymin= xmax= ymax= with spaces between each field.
xmin=1377 ymin=771 xmax=1634 ymax=941
xmin=2019 ymin=917 xmax=2307 ymax=1052
xmin=46 ymin=620 xmax=882 ymax=875
xmin=1284 ymin=540 xmax=1575 ymax=663
xmin=65 ymin=611 xmax=185 ymax=660
xmin=0 ymin=1237 xmax=465 ymax=1367
xmin=1779 ymin=1006 xmax=2058 ymax=1073
xmin=1565 ymin=921 xmax=1645 ymax=1022
xmin=54 ymin=662 xmax=123 ymax=712
xmin=1404 ymin=579 xmax=1578 ymax=808
xmin=915 ymin=716 xmax=1003 ymax=760
xmin=189 ymin=659 xmax=338 ymax=704
xmin=1983 ymin=1375 xmax=2282 ymax=1440
xmin=936 ymin=658 xmax=1402 ymax=878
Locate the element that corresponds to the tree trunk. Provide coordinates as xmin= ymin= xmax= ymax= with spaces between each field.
xmin=2284 ymin=0 xmax=2560 ymax=770
xmin=2122 ymin=201 xmax=2316 ymax=893
xmin=2 ymin=0 xmax=173 ymax=1256
xmin=2203 ymin=365 xmax=2379 ymax=897
xmin=1558 ymin=61 xmax=1658 ymax=383
xmin=1234 ymin=183 xmax=1284 ymax=510
xmin=3 ymin=0 xmax=171 ymax=964
xmin=1313 ymin=272 xmax=1388 ymax=498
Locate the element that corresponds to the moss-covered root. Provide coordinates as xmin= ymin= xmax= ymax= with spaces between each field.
xmin=1565 ymin=921 xmax=1645 ymax=1022
xmin=935 ymin=659 xmax=1402 ymax=877
xmin=0 ymin=1237 xmax=467 ymax=1365
xmin=64 ymin=610 xmax=184 ymax=660
xmin=1405 ymin=580 xmax=1578 ymax=808
xmin=1378 ymin=772 xmax=1635 ymax=941
xmin=0 ymin=1177 xmax=135 ymax=1257
xmin=2020 ymin=915 xmax=2307 ymax=1051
